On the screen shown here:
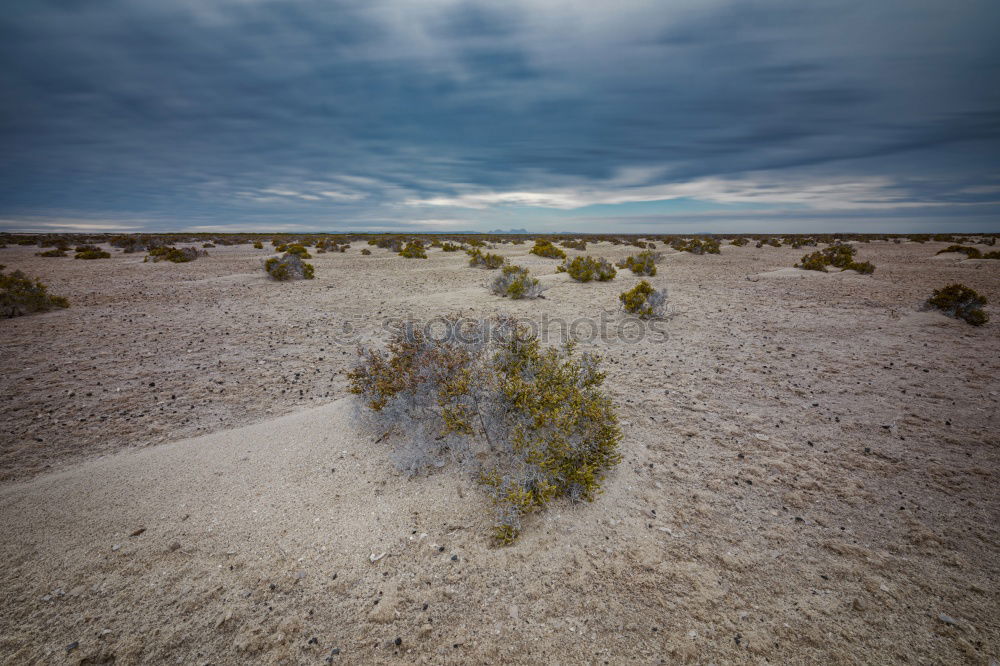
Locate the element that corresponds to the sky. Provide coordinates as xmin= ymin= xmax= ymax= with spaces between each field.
xmin=1 ymin=0 xmax=999 ymax=234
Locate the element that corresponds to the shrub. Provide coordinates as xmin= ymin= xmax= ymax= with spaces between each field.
xmin=146 ymin=246 xmax=205 ymax=263
xmin=557 ymin=256 xmax=616 ymax=282
xmin=936 ymin=245 xmax=982 ymax=259
xmin=284 ymin=244 xmax=311 ymax=259
xmin=399 ymin=241 xmax=428 ymax=258
xmin=264 ymin=253 xmax=315 ymax=280
xmin=925 ymin=284 xmax=988 ymax=326
xmin=1 ymin=269 xmax=70 ymax=317
xmin=252 ymin=241 xmax=264 ymax=249
xmin=619 ymin=280 xmax=666 ymax=318
xmin=347 ymin=315 xmax=622 ymax=543
xmin=560 ymin=239 xmax=587 ymax=251
xmin=797 ymin=244 xmax=875 ymax=274
xmin=37 ymin=248 xmax=67 ymax=257
xmin=529 ymin=240 xmax=566 ymax=259
xmin=766 ymin=238 xmax=782 ymax=248
xmin=730 ymin=237 xmax=749 ymax=247
xmin=441 ymin=242 xmax=462 ymax=252
xmin=468 ymin=248 xmax=505 ymax=269
xmin=983 ymin=251 xmax=1000 ymax=260
xmin=670 ymin=238 xmax=720 ymax=255
xmin=202 ymin=243 xmax=215 ymax=249
xmin=74 ymin=247 xmax=111 ymax=259
xmin=617 ymin=250 xmax=658 ymax=276
xmin=490 ymin=265 xmax=543 ymax=299
xmin=360 ymin=248 xmax=372 ymax=255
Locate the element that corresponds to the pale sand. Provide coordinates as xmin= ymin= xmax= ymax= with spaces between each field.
xmin=0 ymin=239 xmax=998 ymax=663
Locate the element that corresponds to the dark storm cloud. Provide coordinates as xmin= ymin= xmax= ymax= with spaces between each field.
xmin=0 ymin=0 xmax=998 ymax=231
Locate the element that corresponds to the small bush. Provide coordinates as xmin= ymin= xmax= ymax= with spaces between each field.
xmin=560 ymin=239 xmax=587 ymax=251
xmin=529 ymin=240 xmax=566 ymax=259
xmin=441 ymin=242 xmax=462 ymax=252
xmin=983 ymin=251 xmax=1000 ymax=260
xmin=347 ymin=315 xmax=621 ymax=543
xmin=399 ymin=241 xmax=428 ymax=258
xmin=146 ymin=246 xmax=206 ymax=263
xmin=925 ymin=284 xmax=988 ymax=326
xmin=37 ymin=248 xmax=68 ymax=257
xmin=284 ymin=244 xmax=311 ymax=259
xmin=1 ymin=269 xmax=70 ymax=317
xmin=264 ymin=253 xmax=315 ymax=280
xmin=617 ymin=250 xmax=658 ymax=276
xmin=74 ymin=248 xmax=111 ymax=260
xmin=730 ymin=237 xmax=749 ymax=247
xmin=557 ymin=256 xmax=616 ymax=282
xmin=360 ymin=248 xmax=372 ymax=255
xmin=797 ymin=244 xmax=875 ymax=274
xmin=468 ymin=248 xmax=505 ymax=269
xmin=490 ymin=265 xmax=543 ymax=299
xmin=619 ymin=280 xmax=666 ymax=319
xmin=936 ymin=245 xmax=982 ymax=259
xmin=670 ymin=238 xmax=720 ymax=255
xmin=252 ymin=241 xmax=264 ymax=249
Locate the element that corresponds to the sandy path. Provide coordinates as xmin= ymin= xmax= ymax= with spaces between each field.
xmin=1 ymin=239 xmax=998 ymax=663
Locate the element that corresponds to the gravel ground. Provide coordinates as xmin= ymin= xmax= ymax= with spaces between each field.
xmin=0 ymin=238 xmax=997 ymax=664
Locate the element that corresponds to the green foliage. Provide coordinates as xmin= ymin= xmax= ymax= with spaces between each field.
xmin=348 ymin=316 xmax=621 ymax=544
xmin=361 ymin=248 xmax=372 ymax=255
xmin=670 ymin=238 xmax=720 ymax=254
xmin=74 ymin=247 xmax=111 ymax=259
xmin=490 ymin=265 xmax=543 ymax=299
xmin=797 ymin=244 xmax=875 ymax=274
xmin=983 ymin=251 xmax=1000 ymax=259
xmin=264 ymin=253 xmax=315 ymax=280
xmin=619 ymin=280 xmax=666 ymax=318
xmin=617 ymin=250 xmax=658 ymax=276
xmin=284 ymin=244 xmax=311 ymax=259
xmin=37 ymin=248 xmax=68 ymax=257
xmin=399 ymin=241 xmax=428 ymax=258
xmin=529 ymin=240 xmax=566 ymax=259
xmin=937 ymin=245 xmax=982 ymax=259
xmin=252 ymin=241 xmax=264 ymax=249
xmin=146 ymin=246 xmax=204 ymax=263
xmin=557 ymin=256 xmax=617 ymax=282
xmin=441 ymin=242 xmax=462 ymax=252
xmin=468 ymin=248 xmax=505 ymax=268
xmin=730 ymin=237 xmax=749 ymax=247
xmin=926 ymin=284 xmax=988 ymax=326
xmin=559 ymin=239 xmax=587 ymax=250
xmin=1 ymin=269 xmax=70 ymax=317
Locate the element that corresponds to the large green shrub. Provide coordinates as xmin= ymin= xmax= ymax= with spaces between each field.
xmin=264 ymin=253 xmax=315 ymax=280
xmin=348 ymin=315 xmax=621 ymax=544
xmin=619 ymin=280 xmax=666 ymax=318
xmin=797 ymin=244 xmax=875 ymax=274
xmin=529 ymin=240 xmax=566 ymax=259
xmin=490 ymin=265 xmax=543 ymax=299
xmin=925 ymin=284 xmax=988 ymax=326
xmin=468 ymin=248 xmax=505 ymax=269
xmin=74 ymin=245 xmax=111 ymax=260
xmin=617 ymin=250 xmax=658 ymax=276
xmin=557 ymin=256 xmax=617 ymax=282
xmin=670 ymin=238 xmax=720 ymax=254
xmin=1 ymin=269 xmax=70 ymax=317
xmin=936 ymin=245 xmax=982 ymax=259
xmin=399 ymin=241 xmax=428 ymax=258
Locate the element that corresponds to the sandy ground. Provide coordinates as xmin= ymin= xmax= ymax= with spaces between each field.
xmin=0 ymin=239 xmax=998 ymax=664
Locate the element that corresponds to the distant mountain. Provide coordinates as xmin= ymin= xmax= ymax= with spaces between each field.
xmin=488 ymin=228 xmax=529 ymax=234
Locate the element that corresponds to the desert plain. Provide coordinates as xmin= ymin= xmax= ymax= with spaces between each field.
xmin=0 ymin=237 xmax=997 ymax=664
